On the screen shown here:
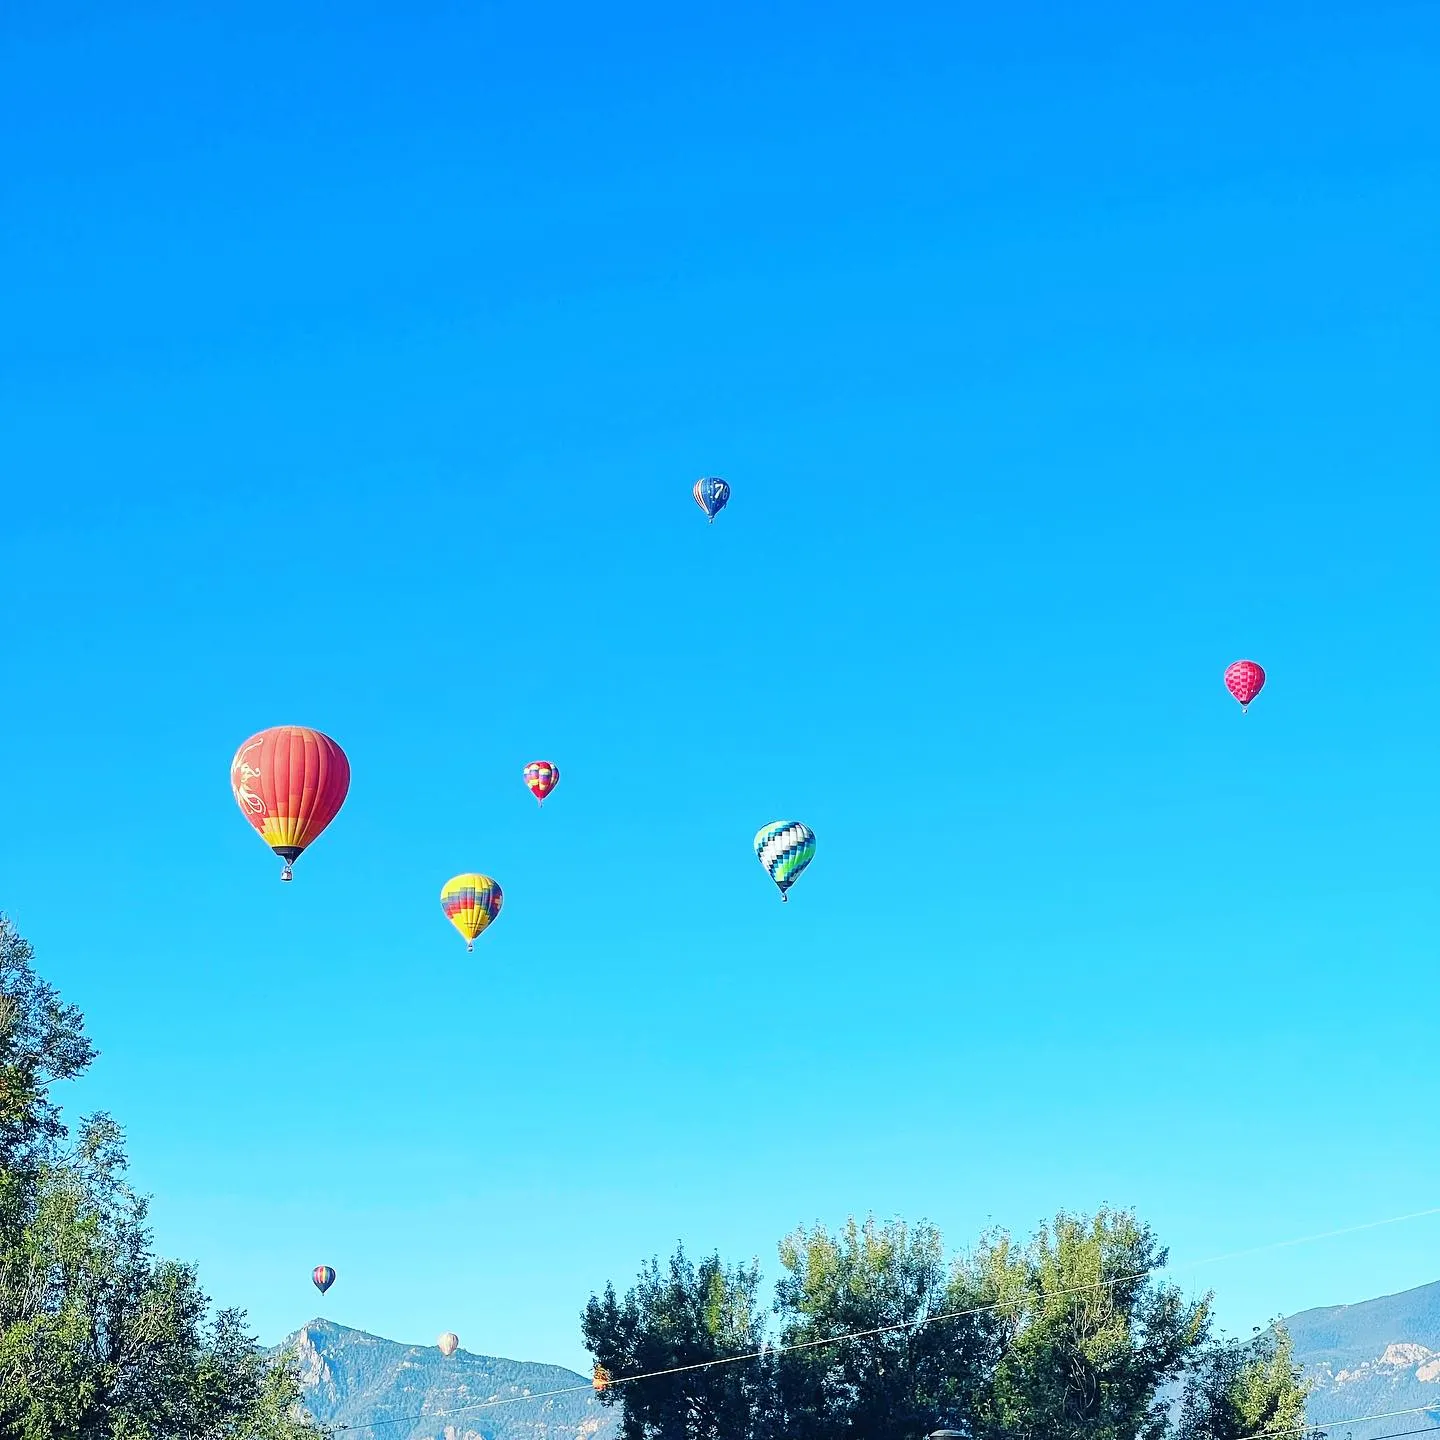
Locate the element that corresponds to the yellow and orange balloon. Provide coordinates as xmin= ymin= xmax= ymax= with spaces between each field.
xmin=440 ymin=874 xmax=503 ymax=951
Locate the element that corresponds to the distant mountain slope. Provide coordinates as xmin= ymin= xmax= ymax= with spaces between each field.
xmin=276 ymin=1319 xmax=618 ymax=1440
xmin=1287 ymin=1280 xmax=1440 ymax=1440
xmin=275 ymin=1283 xmax=1440 ymax=1440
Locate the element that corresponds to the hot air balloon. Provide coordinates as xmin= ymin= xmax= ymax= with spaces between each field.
xmin=693 ymin=476 xmax=730 ymax=524
xmin=312 ymin=1265 xmax=336 ymax=1295
xmin=524 ymin=760 xmax=560 ymax=806
xmin=438 ymin=1332 xmax=459 ymax=1357
xmin=441 ymin=874 xmax=503 ymax=952
xmin=754 ymin=821 xmax=816 ymax=902
xmin=1224 ymin=660 xmax=1266 ymax=712
xmin=231 ymin=726 xmax=350 ymax=881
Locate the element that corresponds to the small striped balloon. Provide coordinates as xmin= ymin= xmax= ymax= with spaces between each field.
xmin=693 ymin=476 xmax=730 ymax=523
xmin=754 ymin=820 xmax=816 ymax=902
xmin=440 ymin=874 xmax=503 ymax=952
xmin=438 ymin=1332 xmax=459 ymax=1357
xmin=524 ymin=760 xmax=560 ymax=805
xmin=312 ymin=1265 xmax=336 ymax=1295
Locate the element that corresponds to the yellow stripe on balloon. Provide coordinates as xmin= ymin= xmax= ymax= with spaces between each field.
xmin=261 ymin=816 xmax=303 ymax=849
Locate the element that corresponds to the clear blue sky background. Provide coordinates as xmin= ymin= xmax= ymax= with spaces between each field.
xmin=2 ymin=0 xmax=1437 ymax=1377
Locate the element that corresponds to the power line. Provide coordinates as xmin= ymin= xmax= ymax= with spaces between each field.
xmin=1337 ymin=1428 xmax=1440 ymax=1440
xmin=1242 ymin=1412 xmax=1440 ymax=1440
xmin=328 ymin=1204 xmax=1440 ymax=1434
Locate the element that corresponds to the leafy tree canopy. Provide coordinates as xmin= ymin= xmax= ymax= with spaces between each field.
xmin=0 ymin=914 xmax=320 ymax=1438
xmin=584 ymin=1208 xmax=1316 ymax=1440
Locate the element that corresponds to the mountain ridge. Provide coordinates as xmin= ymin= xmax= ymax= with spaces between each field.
xmin=276 ymin=1280 xmax=1440 ymax=1439
xmin=274 ymin=1317 xmax=616 ymax=1440
xmin=1284 ymin=1280 xmax=1440 ymax=1440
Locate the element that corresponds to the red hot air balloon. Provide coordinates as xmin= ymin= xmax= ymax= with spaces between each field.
xmin=231 ymin=726 xmax=351 ymax=880
xmin=523 ymin=760 xmax=560 ymax=806
xmin=1224 ymin=660 xmax=1266 ymax=712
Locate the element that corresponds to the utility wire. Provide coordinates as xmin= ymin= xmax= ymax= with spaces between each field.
xmin=331 ymin=1204 xmax=1440 ymax=1434
xmin=1242 ymin=1412 xmax=1440 ymax=1440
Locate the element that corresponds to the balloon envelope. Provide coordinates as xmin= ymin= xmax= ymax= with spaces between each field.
xmin=1224 ymin=660 xmax=1266 ymax=710
xmin=754 ymin=821 xmax=816 ymax=900
xmin=693 ymin=476 xmax=730 ymax=522
xmin=441 ymin=874 xmax=503 ymax=951
xmin=524 ymin=760 xmax=560 ymax=805
xmin=231 ymin=726 xmax=350 ymax=878
xmin=312 ymin=1265 xmax=335 ymax=1295
xmin=437 ymin=1332 xmax=459 ymax=1357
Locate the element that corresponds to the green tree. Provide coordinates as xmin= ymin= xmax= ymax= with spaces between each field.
xmin=969 ymin=1208 xmax=1211 ymax=1440
xmin=1174 ymin=1325 xmax=1318 ymax=1440
xmin=0 ymin=914 xmax=320 ymax=1438
xmin=585 ymin=1208 xmax=1286 ymax=1440
xmin=581 ymin=1244 xmax=772 ymax=1440
xmin=770 ymin=1215 xmax=999 ymax=1440
xmin=0 ymin=916 xmax=96 ymax=1171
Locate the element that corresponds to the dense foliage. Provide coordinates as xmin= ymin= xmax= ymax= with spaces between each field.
xmin=583 ymin=1210 xmax=1318 ymax=1440
xmin=0 ymin=914 xmax=320 ymax=1438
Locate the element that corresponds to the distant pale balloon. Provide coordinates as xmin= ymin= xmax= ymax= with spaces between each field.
xmin=312 ymin=1265 xmax=336 ymax=1295
xmin=754 ymin=821 xmax=816 ymax=902
xmin=440 ymin=874 xmax=503 ymax=952
xmin=438 ymin=1332 xmax=459 ymax=1357
xmin=1224 ymin=660 xmax=1266 ymax=712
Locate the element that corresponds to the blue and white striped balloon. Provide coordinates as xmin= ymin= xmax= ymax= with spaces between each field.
xmin=754 ymin=820 xmax=816 ymax=901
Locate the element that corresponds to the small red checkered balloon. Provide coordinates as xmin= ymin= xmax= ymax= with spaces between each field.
xmin=1224 ymin=660 xmax=1266 ymax=711
xmin=524 ymin=760 xmax=560 ymax=805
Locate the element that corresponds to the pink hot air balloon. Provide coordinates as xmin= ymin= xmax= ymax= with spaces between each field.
xmin=1224 ymin=660 xmax=1266 ymax=712
xmin=523 ymin=760 xmax=560 ymax=806
xmin=437 ymin=1332 xmax=459 ymax=1357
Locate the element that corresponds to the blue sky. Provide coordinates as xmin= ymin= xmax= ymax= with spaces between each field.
xmin=2 ymin=0 xmax=1438 ymax=1378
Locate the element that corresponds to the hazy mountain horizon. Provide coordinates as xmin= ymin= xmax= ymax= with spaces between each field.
xmin=275 ymin=1278 xmax=1440 ymax=1439
xmin=272 ymin=1317 xmax=616 ymax=1440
